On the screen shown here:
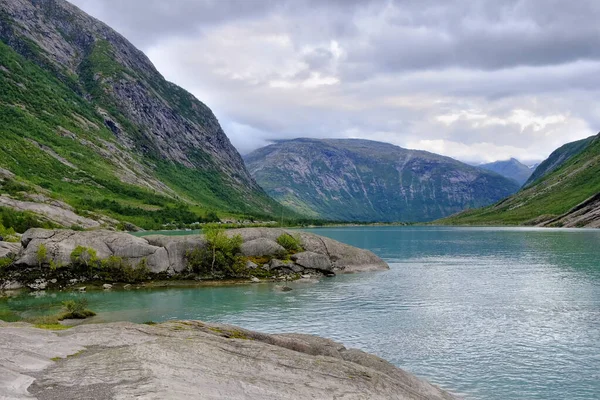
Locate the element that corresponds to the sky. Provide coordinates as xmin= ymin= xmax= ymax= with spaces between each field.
xmin=69 ymin=0 xmax=600 ymax=164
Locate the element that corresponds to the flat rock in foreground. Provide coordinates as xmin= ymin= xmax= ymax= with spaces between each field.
xmin=0 ymin=320 xmax=459 ymax=400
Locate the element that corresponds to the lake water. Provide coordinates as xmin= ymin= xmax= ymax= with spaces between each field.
xmin=3 ymin=226 xmax=600 ymax=400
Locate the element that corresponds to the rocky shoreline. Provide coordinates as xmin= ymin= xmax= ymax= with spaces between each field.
xmin=0 ymin=319 xmax=459 ymax=400
xmin=0 ymin=227 xmax=389 ymax=291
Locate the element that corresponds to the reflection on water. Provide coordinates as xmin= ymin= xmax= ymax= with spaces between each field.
xmin=3 ymin=226 xmax=600 ymax=400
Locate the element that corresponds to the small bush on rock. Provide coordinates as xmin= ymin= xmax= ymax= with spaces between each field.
xmin=60 ymin=298 xmax=96 ymax=319
xmin=276 ymin=234 xmax=303 ymax=253
xmin=36 ymin=244 xmax=48 ymax=267
xmin=186 ymin=224 xmax=245 ymax=277
xmin=70 ymin=246 xmax=98 ymax=268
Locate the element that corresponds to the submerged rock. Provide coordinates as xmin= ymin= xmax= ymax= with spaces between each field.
xmin=0 ymin=320 xmax=459 ymax=400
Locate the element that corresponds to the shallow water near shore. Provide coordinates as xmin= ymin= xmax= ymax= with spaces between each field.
xmin=3 ymin=226 xmax=600 ymax=400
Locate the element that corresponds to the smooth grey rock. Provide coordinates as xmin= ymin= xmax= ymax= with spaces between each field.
xmin=1 ymin=280 xmax=23 ymax=290
xmin=18 ymin=229 xmax=169 ymax=273
xmin=144 ymin=235 xmax=207 ymax=273
xmin=103 ymin=284 xmax=113 ymax=290
xmin=245 ymin=261 xmax=258 ymax=269
xmin=0 ymin=320 xmax=459 ymax=400
xmin=240 ymin=238 xmax=285 ymax=257
xmin=266 ymin=259 xmax=293 ymax=271
xmin=78 ymin=287 xmax=86 ymax=292
xmin=291 ymin=251 xmax=333 ymax=272
xmin=0 ymin=242 xmax=20 ymax=259
xmin=250 ymin=277 xmax=260 ymax=283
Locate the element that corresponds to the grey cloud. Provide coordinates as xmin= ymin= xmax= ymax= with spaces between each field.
xmin=66 ymin=0 xmax=600 ymax=163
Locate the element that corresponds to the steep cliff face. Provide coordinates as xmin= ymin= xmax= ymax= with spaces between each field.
xmin=245 ymin=139 xmax=520 ymax=222
xmin=479 ymin=158 xmax=533 ymax=186
xmin=0 ymin=0 xmax=279 ymax=228
xmin=440 ymin=133 xmax=600 ymax=227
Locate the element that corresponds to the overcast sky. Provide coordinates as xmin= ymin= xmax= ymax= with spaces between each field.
xmin=69 ymin=0 xmax=600 ymax=164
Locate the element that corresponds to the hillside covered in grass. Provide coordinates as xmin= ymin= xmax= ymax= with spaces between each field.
xmin=439 ymin=133 xmax=600 ymax=227
xmin=0 ymin=0 xmax=286 ymax=231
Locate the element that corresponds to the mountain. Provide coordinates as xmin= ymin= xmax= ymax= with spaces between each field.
xmin=244 ymin=138 xmax=521 ymax=222
xmin=479 ymin=158 xmax=533 ymax=186
xmin=0 ymin=0 xmax=282 ymax=230
xmin=524 ymin=135 xmax=597 ymax=187
xmin=439 ymin=133 xmax=600 ymax=227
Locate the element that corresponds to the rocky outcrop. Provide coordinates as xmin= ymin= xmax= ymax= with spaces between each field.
xmin=0 ymin=320 xmax=459 ymax=400
xmin=2 ymin=228 xmax=388 ymax=287
xmin=17 ymin=229 xmax=169 ymax=273
xmin=227 ymin=228 xmax=389 ymax=273
xmin=0 ymin=196 xmax=103 ymax=229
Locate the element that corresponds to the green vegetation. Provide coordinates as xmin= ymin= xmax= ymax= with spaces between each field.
xmin=0 ymin=34 xmax=285 ymax=232
xmin=36 ymin=244 xmax=47 ymax=267
xmin=68 ymin=246 xmax=151 ymax=283
xmin=70 ymin=246 xmax=98 ymax=268
xmin=439 ymin=134 xmax=600 ymax=226
xmin=60 ymin=298 xmax=96 ymax=319
xmin=0 ymin=206 xmax=56 ymax=234
xmin=186 ymin=224 xmax=245 ymax=277
xmin=276 ymin=233 xmax=303 ymax=253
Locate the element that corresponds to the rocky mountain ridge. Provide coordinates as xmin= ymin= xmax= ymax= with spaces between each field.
xmin=245 ymin=138 xmax=521 ymax=222
xmin=0 ymin=0 xmax=281 ymax=230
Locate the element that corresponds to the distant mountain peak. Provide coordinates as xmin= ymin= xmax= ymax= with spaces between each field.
xmin=245 ymin=138 xmax=520 ymax=223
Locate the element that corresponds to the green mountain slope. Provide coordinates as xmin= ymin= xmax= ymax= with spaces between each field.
xmin=439 ymin=133 xmax=600 ymax=227
xmin=244 ymin=139 xmax=521 ymax=222
xmin=0 ymin=0 xmax=282 ymax=230
xmin=479 ymin=158 xmax=533 ymax=186
xmin=524 ymin=135 xmax=597 ymax=187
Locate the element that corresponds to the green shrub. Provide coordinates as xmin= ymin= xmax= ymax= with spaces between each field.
xmin=276 ymin=234 xmax=303 ymax=253
xmin=60 ymin=298 xmax=96 ymax=319
xmin=70 ymin=246 xmax=98 ymax=267
xmin=36 ymin=243 xmax=47 ymax=267
xmin=186 ymin=224 xmax=245 ymax=276
xmin=0 ymin=256 xmax=13 ymax=270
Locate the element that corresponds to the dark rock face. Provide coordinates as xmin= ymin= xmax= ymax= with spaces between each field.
xmin=245 ymin=138 xmax=521 ymax=222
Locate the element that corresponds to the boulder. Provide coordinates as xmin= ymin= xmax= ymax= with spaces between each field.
xmin=0 ymin=242 xmax=20 ymax=259
xmin=291 ymin=251 xmax=333 ymax=272
xmin=17 ymin=229 xmax=169 ymax=273
xmin=240 ymin=238 xmax=285 ymax=257
xmin=245 ymin=261 xmax=258 ymax=270
xmin=103 ymin=284 xmax=113 ymax=290
xmin=144 ymin=235 xmax=206 ymax=273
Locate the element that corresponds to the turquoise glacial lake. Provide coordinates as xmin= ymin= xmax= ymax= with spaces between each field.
xmin=3 ymin=226 xmax=600 ymax=399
